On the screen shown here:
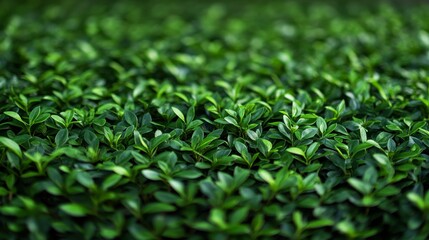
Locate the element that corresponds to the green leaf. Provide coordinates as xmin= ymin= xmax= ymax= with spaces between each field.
xmin=217 ymin=172 xmax=234 ymax=191
xmin=286 ymin=147 xmax=306 ymax=158
xmin=306 ymin=142 xmax=320 ymax=159
xmin=29 ymin=106 xmax=50 ymax=125
xmin=224 ymin=116 xmax=239 ymax=126
xmin=191 ymin=128 xmax=204 ymax=149
xmin=50 ymin=111 xmax=66 ymax=124
xmin=210 ymin=208 xmax=226 ymax=228
xmin=233 ymin=167 xmax=250 ymax=187
xmin=102 ymin=174 xmax=122 ymax=190
xmin=29 ymin=106 xmax=42 ymax=125
xmin=347 ymin=178 xmax=372 ymax=195
xmin=186 ymin=119 xmax=203 ymax=130
xmin=124 ymin=110 xmax=138 ymax=126
xmin=169 ymin=179 xmax=185 ymax=196
xmin=301 ymin=127 xmax=318 ymax=140
xmin=142 ymin=203 xmax=176 ymax=214
xmin=373 ymin=153 xmax=389 ymax=165
xmin=246 ymin=130 xmax=259 ymax=140
xmin=234 ymin=141 xmax=248 ymax=155
xmin=0 ymin=187 xmax=8 ymax=196
xmin=292 ymin=102 xmax=302 ymax=117
xmin=386 ymin=124 xmax=402 ymax=131
xmin=154 ymin=192 xmax=180 ymax=203
xmin=352 ymin=142 xmax=374 ymax=155
xmin=186 ymin=106 xmax=195 ymax=123
xmin=150 ymin=133 xmax=170 ymax=150
xmin=175 ymin=169 xmax=202 ymax=179
xmin=230 ymin=206 xmax=249 ymax=224
xmin=60 ymin=203 xmax=89 ymax=217
xmin=306 ymin=219 xmax=334 ymax=229
xmin=258 ymin=170 xmax=274 ymax=185
xmin=387 ymin=138 xmax=396 ymax=152
xmin=76 ymin=171 xmax=95 ymax=189
xmin=34 ymin=113 xmax=50 ymax=124
xmin=172 ymin=107 xmax=185 ymax=122
xmin=142 ymin=170 xmax=161 ymax=180
xmin=55 ymin=128 xmax=69 ymax=147
xmin=252 ymin=213 xmax=265 ymax=232
xmin=407 ymin=192 xmax=425 ymax=210
xmin=0 ymin=137 xmax=22 ymax=158
xmin=4 ymin=111 xmax=26 ymax=124
xmin=358 ymin=126 xmax=367 ymax=143
xmin=47 ymin=167 xmax=63 ymax=187
xmin=96 ymin=103 xmax=121 ymax=114
xmin=257 ymin=138 xmax=272 ymax=156
xmin=111 ymin=166 xmax=130 ymax=177
xmin=316 ymin=117 xmax=327 ymax=134
xmin=377 ymin=186 xmax=400 ymax=197
xmin=134 ymin=131 xmax=149 ymax=151
xmin=337 ymin=221 xmax=355 ymax=235
xmin=337 ymin=100 xmax=346 ymax=114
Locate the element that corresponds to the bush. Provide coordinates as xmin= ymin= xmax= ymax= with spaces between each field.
xmin=1 ymin=1 xmax=429 ymax=239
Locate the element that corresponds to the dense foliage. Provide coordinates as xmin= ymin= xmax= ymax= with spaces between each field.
xmin=1 ymin=1 xmax=429 ymax=239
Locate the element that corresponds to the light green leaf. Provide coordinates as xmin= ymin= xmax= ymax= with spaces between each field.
xmin=286 ymin=147 xmax=306 ymax=158
xmin=172 ymin=107 xmax=185 ymax=122
xmin=4 ymin=111 xmax=26 ymax=124
xmin=60 ymin=203 xmax=89 ymax=217
xmin=0 ymin=137 xmax=22 ymax=158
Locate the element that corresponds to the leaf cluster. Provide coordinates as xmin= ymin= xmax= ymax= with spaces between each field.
xmin=1 ymin=1 xmax=429 ymax=239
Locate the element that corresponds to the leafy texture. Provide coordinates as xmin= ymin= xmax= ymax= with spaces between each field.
xmin=0 ymin=1 xmax=429 ymax=239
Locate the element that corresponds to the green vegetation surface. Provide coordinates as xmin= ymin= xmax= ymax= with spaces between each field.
xmin=1 ymin=1 xmax=429 ymax=239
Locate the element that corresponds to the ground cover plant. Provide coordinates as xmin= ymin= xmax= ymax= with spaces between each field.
xmin=1 ymin=0 xmax=429 ymax=239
